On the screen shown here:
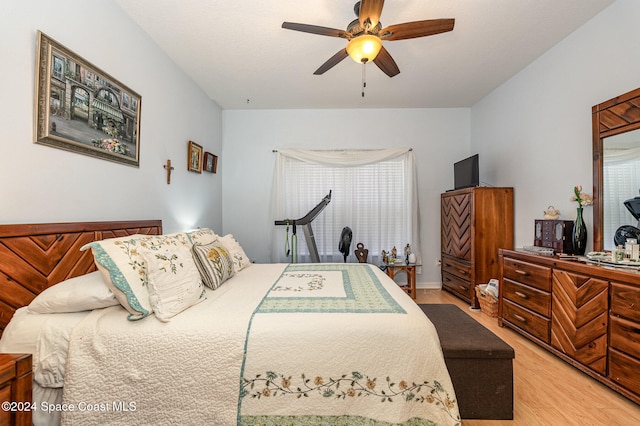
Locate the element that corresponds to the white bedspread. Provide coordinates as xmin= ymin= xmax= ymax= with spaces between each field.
xmin=61 ymin=264 xmax=459 ymax=425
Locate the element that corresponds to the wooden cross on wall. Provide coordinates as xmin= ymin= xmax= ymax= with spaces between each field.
xmin=164 ymin=159 xmax=174 ymax=184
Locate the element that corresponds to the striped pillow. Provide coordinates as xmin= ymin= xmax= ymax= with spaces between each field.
xmin=191 ymin=241 xmax=234 ymax=289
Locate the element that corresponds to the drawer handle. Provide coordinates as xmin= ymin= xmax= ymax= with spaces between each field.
xmin=513 ymin=314 xmax=527 ymax=323
xmin=514 ymin=269 xmax=529 ymax=276
xmin=514 ymin=291 xmax=528 ymax=299
xmin=458 ymin=285 xmax=467 ymax=291
xmin=457 ymin=269 xmax=468 ymax=275
xmin=444 ymin=263 xmax=452 ymax=268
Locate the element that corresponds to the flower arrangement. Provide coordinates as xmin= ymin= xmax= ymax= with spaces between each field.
xmin=571 ymin=185 xmax=593 ymax=208
xmin=92 ymin=138 xmax=130 ymax=155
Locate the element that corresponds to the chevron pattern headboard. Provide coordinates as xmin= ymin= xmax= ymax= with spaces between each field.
xmin=0 ymin=220 xmax=162 ymax=335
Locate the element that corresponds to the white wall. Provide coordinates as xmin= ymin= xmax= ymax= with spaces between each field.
xmin=471 ymin=0 xmax=640 ymax=252
xmin=5 ymin=0 xmax=638 ymax=288
xmin=0 ymin=0 xmax=223 ymax=233
xmin=222 ymin=0 xmax=640 ymax=287
xmin=222 ymin=108 xmax=470 ymax=285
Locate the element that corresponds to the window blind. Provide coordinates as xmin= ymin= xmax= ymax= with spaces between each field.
xmin=271 ymin=148 xmax=420 ymax=264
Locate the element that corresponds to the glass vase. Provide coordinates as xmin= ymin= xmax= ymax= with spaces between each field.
xmin=572 ymin=206 xmax=587 ymax=255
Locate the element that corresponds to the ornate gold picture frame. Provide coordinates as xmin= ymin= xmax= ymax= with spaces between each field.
xmin=34 ymin=31 xmax=141 ymax=167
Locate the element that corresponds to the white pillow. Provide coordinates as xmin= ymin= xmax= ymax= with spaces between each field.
xmin=191 ymin=241 xmax=235 ymax=289
xmin=186 ymin=227 xmax=219 ymax=245
xmin=82 ymin=232 xmax=191 ymax=321
xmin=27 ymin=271 xmax=118 ymax=314
xmin=138 ymin=242 xmax=206 ymax=322
xmin=0 ymin=307 xmax=44 ymax=354
xmin=218 ymin=234 xmax=251 ymax=273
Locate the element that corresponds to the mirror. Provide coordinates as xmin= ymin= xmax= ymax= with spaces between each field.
xmin=593 ymin=87 xmax=640 ymax=251
xmin=602 ymin=129 xmax=640 ymax=249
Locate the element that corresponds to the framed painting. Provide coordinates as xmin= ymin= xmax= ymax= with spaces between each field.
xmin=204 ymin=152 xmax=218 ymax=173
xmin=188 ymin=141 xmax=203 ymax=173
xmin=34 ymin=31 xmax=141 ymax=167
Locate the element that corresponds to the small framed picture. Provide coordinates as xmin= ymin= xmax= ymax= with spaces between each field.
xmin=204 ymin=152 xmax=218 ymax=173
xmin=188 ymin=141 xmax=203 ymax=173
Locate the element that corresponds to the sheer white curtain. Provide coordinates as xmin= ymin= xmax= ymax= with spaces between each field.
xmin=270 ymin=148 xmax=421 ymax=264
xmin=603 ymin=147 xmax=640 ymax=250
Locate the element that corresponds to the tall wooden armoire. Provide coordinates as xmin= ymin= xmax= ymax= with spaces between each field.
xmin=441 ymin=187 xmax=514 ymax=307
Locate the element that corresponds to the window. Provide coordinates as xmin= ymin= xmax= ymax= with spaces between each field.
xmin=271 ymin=148 xmax=420 ymax=264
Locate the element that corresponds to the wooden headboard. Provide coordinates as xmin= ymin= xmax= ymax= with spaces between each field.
xmin=0 ymin=220 xmax=162 ymax=335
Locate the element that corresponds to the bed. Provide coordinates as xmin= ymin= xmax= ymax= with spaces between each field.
xmin=0 ymin=220 xmax=460 ymax=426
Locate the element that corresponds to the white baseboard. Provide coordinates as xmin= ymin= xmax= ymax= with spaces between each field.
xmin=416 ymin=281 xmax=442 ymax=290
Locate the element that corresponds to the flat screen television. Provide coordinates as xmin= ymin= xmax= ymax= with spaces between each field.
xmin=454 ymin=154 xmax=479 ymax=190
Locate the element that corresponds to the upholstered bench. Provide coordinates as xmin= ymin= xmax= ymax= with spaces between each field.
xmin=419 ymin=304 xmax=514 ymax=420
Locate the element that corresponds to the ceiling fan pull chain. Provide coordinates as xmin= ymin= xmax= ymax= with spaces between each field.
xmin=362 ymin=61 xmax=366 ymax=97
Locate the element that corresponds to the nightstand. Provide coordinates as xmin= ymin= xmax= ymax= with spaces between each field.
xmin=0 ymin=353 xmax=32 ymax=426
xmin=382 ymin=263 xmax=419 ymax=300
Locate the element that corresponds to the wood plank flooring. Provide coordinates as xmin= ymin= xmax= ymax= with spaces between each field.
xmin=415 ymin=289 xmax=640 ymax=426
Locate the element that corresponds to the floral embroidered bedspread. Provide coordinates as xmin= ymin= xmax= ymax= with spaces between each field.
xmin=239 ymin=264 xmax=460 ymax=425
xmin=60 ymin=263 xmax=459 ymax=426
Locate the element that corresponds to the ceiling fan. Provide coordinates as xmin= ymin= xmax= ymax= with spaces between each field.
xmin=282 ymin=0 xmax=455 ymax=78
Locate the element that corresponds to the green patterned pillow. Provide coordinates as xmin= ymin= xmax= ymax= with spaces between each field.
xmin=219 ymin=234 xmax=251 ymax=273
xmin=138 ymin=242 xmax=206 ymax=322
xmin=191 ymin=241 xmax=234 ymax=290
xmin=82 ymin=232 xmax=192 ymax=320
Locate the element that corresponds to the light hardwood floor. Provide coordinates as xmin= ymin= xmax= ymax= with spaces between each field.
xmin=415 ymin=289 xmax=640 ymax=426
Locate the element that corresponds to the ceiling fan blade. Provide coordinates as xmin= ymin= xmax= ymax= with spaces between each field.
xmin=314 ymin=49 xmax=349 ymax=75
xmin=373 ymin=46 xmax=400 ymax=77
xmin=380 ymin=18 xmax=455 ymax=41
xmin=282 ymin=22 xmax=350 ymax=39
xmin=359 ymin=0 xmax=385 ymax=28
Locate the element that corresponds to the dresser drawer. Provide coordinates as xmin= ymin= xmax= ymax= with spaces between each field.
xmin=0 ymin=383 xmax=10 ymax=426
xmin=609 ymin=347 xmax=640 ymax=396
xmin=611 ymin=282 xmax=640 ymax=323
xmin=503 ymin=278 xmax=551 ymax=317
xmin=502 ymin=299 xmax=550 ymax=343
xmin=503 ymin=258 xmax=551 ymax=291
xmin=441 ymin=255 xmax=472 ymax=281
xmin=442 ymin=271 xmax=471 ymax=299
xmin=610 ymin=315 xmax=640 ymax=359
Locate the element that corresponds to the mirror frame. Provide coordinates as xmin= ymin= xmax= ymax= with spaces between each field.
xmin=592 ymin=86 xmax=640 ymax=251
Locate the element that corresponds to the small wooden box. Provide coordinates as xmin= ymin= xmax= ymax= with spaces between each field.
xmin=534 ymin=220 xmax=574 ymax=254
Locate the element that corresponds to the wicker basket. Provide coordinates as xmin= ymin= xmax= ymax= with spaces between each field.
xmin=475 ymin=285 xmax=498 ymax=317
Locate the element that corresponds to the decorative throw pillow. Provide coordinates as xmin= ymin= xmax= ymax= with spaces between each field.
xmin=218 ymin=234 xmax=251 ymax=273
xmin=191 ymin=241 xmax=234 ymax=289
xmin=28 ymin=271 xmax=118 ymax=314
xmin=138 ymin=243 xmax=206 ymax=322
xmin=82 ymin=232 xmax=191 ymax=320
xmin=186 ymin=227 xmax=219 ymax=245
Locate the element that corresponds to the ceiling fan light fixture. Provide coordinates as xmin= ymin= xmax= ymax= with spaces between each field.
xmin=346 ymin=34 xmax=382 ymax=63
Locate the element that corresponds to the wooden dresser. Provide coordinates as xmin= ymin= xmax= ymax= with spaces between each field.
xmin=0 ymin=354 xmax=32 ymax=426
xmin=498 ymin=249 xmax=640 ymax=405
xmin=441 ymin=187 xmax=514 ymax=307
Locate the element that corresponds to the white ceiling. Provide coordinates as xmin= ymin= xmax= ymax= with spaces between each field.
xmin=114 ymin=0 xmax=614 ymax=110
